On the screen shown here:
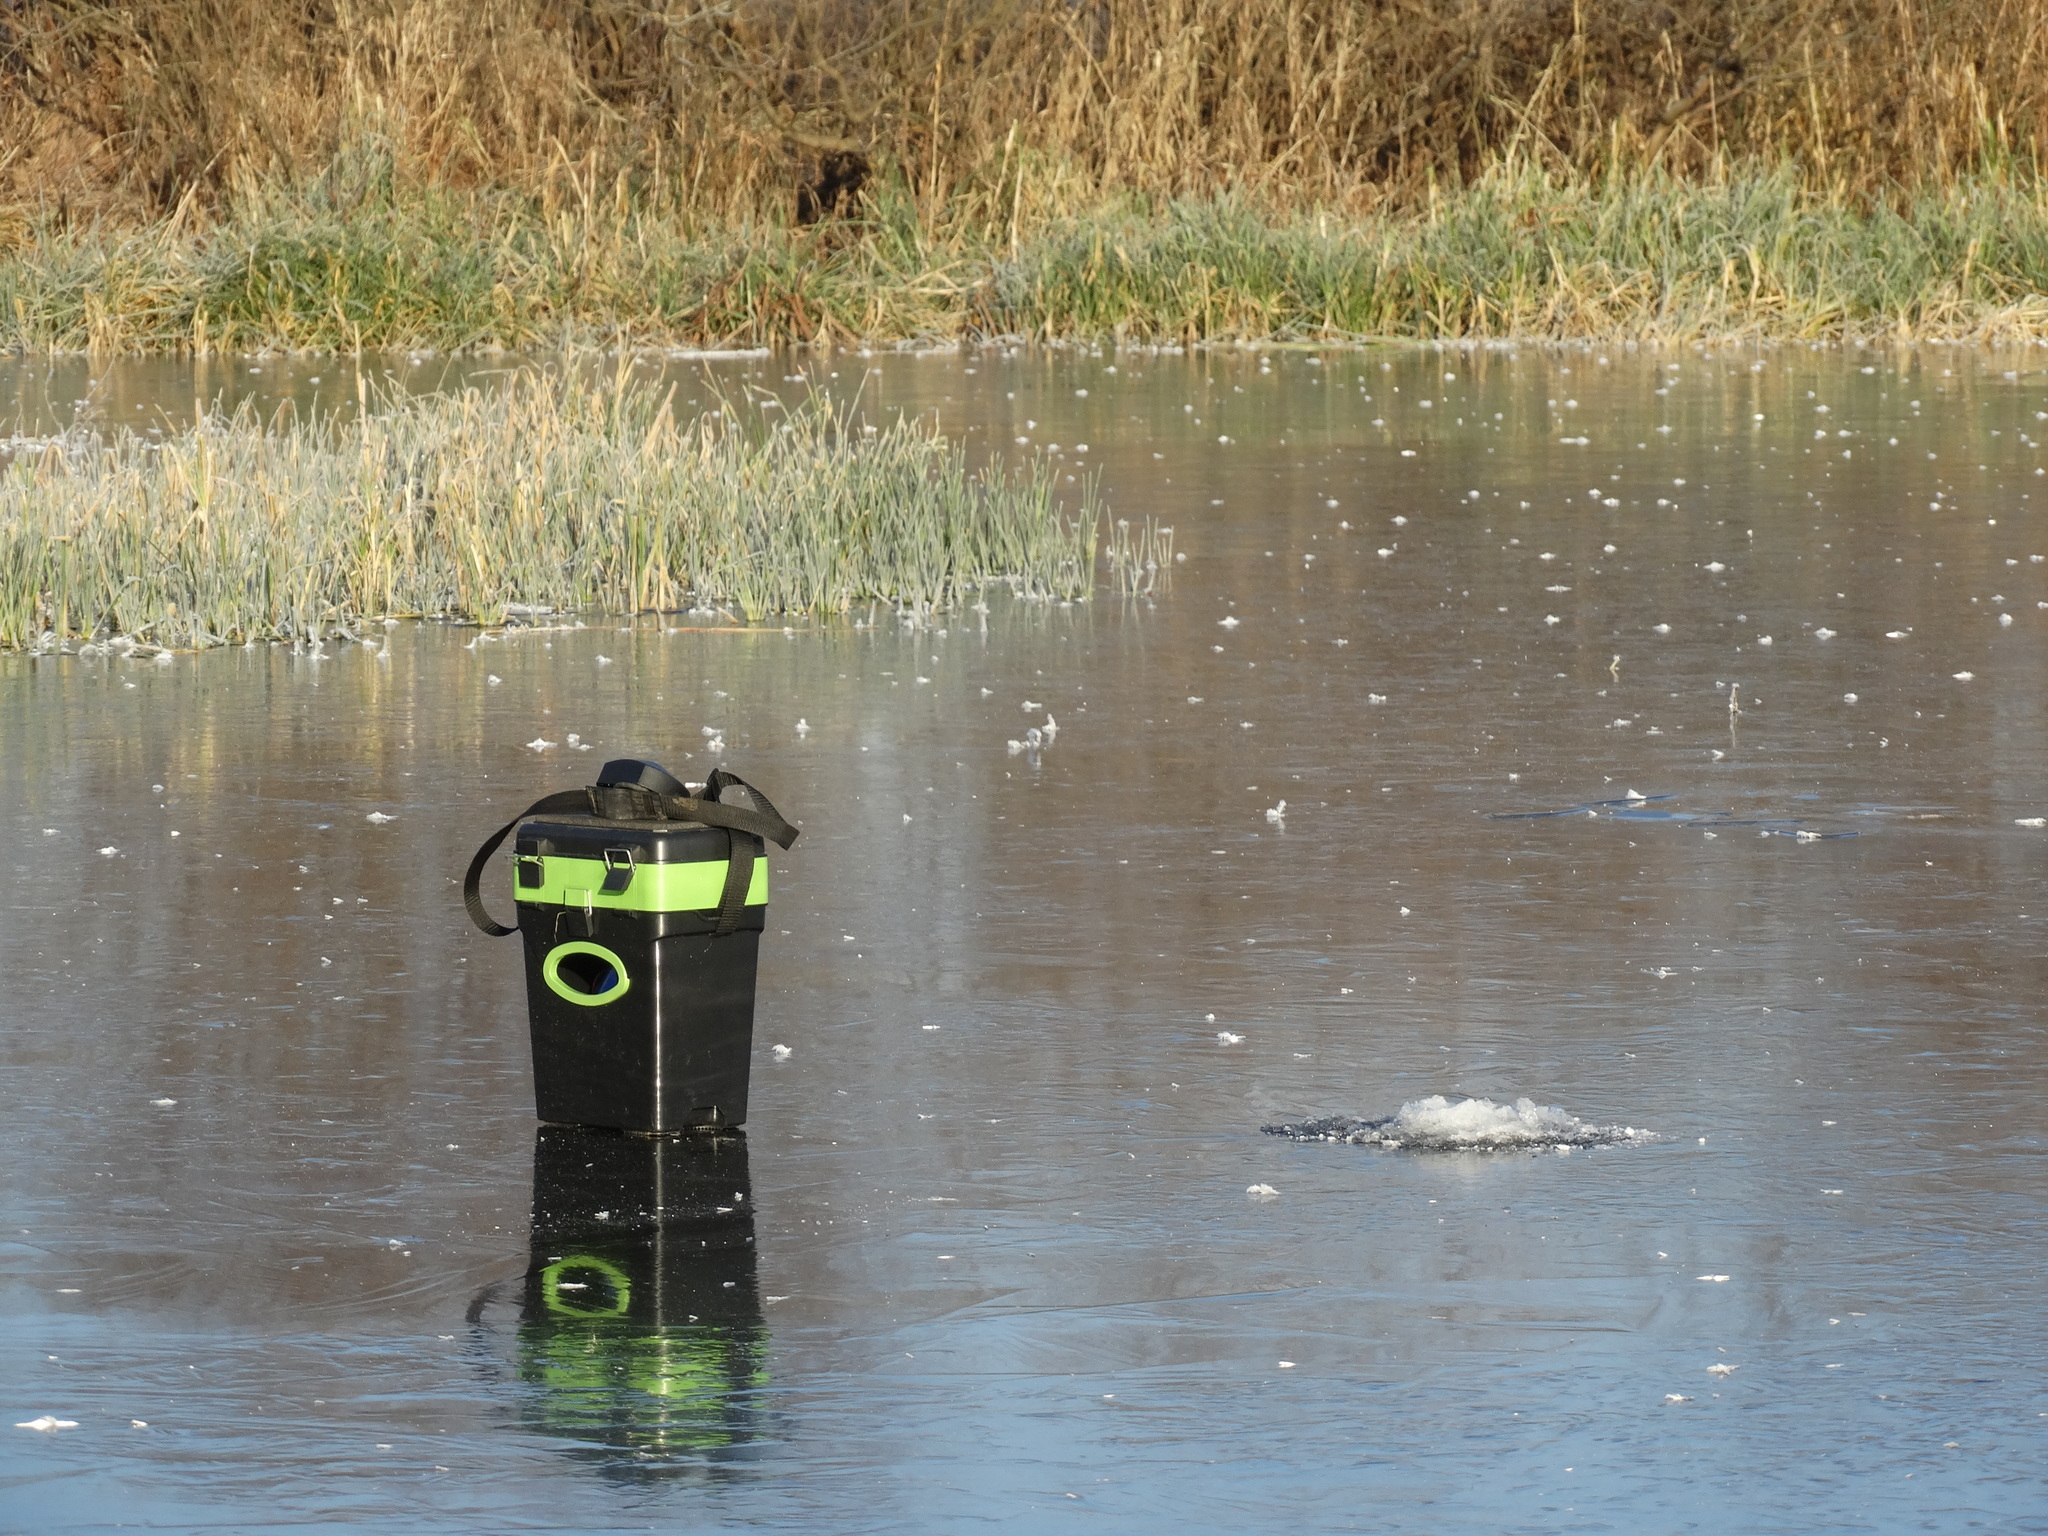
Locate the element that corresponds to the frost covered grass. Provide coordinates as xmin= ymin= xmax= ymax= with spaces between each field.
xmin=1266 ymin=1095 xmax=1655 ymax=1152
xmin=0 ymin=372 xmax=1097 ymax=652
xmin=15 ymin=166 xmax=2048 ymax=349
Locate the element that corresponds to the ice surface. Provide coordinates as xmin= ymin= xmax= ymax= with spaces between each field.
xmin=1265 ymin=1095 xmax=1654 ymax=1151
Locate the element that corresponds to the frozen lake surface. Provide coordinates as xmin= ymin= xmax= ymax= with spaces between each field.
xmin=3 ymin=343 xmax=2046 ymax=1531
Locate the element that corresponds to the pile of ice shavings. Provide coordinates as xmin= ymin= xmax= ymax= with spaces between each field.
xmin=1265 ymin=1095 xmax=1654 ymax=1151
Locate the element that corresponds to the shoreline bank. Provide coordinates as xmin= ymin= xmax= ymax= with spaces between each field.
xmin=8 ymin=168 xmax=2048 ymax=357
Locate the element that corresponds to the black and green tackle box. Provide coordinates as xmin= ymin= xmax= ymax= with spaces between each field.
xmin=465 ymin=759 xmax=798 ymax=1135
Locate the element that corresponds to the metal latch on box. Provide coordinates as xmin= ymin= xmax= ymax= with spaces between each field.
xmin=600 ymin=847 xmax=636 ymax=894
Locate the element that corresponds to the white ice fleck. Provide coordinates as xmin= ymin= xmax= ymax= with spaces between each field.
xmin=150 ymin=1098 xmax=176 ymax=1107
xmin=1697 ymin=1275 xmax=1732 ymax=1284
xmin=365 ymin=812 xmax=396 ymax=824
xmin=525 ymin=738 xmax=556 ymax=751
xmin=1953 ymin=671 xmax=1974 ymax=680
xmin=2017 ymin=818 xmax=2047 ymax=828
xmin=98 ymin=846 xmax=119 ymax=857
xmin=1216 ymin=1031 xmax=1245 ymax=1044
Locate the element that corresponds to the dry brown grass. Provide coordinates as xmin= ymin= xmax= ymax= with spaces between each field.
xmin=5 ymin=1 xmax=2046 ymax=232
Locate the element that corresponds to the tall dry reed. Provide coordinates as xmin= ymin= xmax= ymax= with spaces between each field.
xmin=4 ymin=0 xmax=2045 ymax=232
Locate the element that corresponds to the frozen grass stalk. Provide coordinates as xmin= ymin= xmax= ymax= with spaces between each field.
xmin=0 ymin=375 xmax=1099 ymax=652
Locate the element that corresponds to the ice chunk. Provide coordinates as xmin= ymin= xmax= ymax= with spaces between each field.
xmin=1265 ymin=1095 xmax=1652 ymax=1151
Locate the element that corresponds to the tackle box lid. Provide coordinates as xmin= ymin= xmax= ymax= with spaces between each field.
xmin=516 ymin=815 xmax=733 ymax=864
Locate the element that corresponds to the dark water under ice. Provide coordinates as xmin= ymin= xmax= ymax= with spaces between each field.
xmin=3 ymin=343 xmax=2046 ymax=1532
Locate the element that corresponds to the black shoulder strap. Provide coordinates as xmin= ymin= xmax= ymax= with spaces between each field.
xmin=462 ymin=790 xmax=593 ymax=936
xmin=702 ymin=770 xmax=784 ymax=936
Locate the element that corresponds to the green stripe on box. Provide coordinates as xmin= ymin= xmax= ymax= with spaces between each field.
xmin=515 ymin=853 xmax=768 ymax=912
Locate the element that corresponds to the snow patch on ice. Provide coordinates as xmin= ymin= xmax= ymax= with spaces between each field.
xmin=1264 ymin=1094 xmax=1654 ymax=1151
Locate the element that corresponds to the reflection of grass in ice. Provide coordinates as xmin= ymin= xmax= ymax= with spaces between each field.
xmin=0 ymin=372 xmax=1097 ymax=651
xmin=1266 ymin=1095 xmax=1655 ymax=1151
